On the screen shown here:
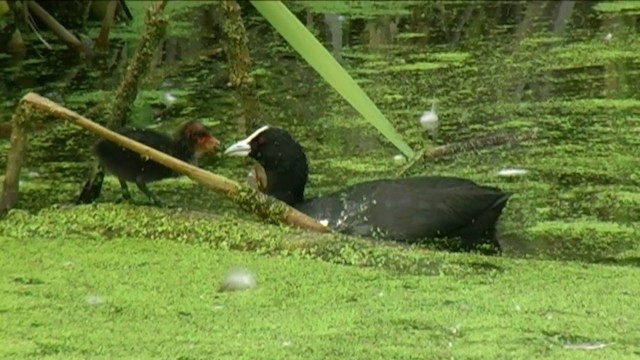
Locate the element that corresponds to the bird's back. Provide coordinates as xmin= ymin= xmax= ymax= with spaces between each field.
xmin=94 ymin=129 xmax=178 ymax=183
xmin=299 ymin=176 xmax=509 ymax=253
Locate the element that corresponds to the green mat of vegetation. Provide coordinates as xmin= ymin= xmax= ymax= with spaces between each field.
xmin=2 ymin=236 xmax=638 ymax=359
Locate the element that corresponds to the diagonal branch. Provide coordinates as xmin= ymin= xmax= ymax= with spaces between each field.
xmin=25 ymin=0 xmax=88 ymax=52
xmin=396 ymin=131 xmax=538 ymax=177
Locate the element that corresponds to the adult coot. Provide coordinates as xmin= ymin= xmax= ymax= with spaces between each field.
xmin=95 ymin=121 xmax=219 ymax=206
xmin=224 ymin=126 xmax=510 ymax=255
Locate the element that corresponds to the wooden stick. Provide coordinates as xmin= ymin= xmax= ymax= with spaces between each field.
xmin=95 ymin=0 xmax=119 ymax=50
xmin=26 ymin=0 xmax=88 ymax=53
xmin=396 ymin=131 xmax=538 ymax=177
xmin=21 ymin=92 xmax=331 ymax=234
xmin=0 ymin=101 xmax=29 ymax=214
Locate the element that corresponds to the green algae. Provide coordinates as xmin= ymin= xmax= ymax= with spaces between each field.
xmin=382 ymin=62 xmax=450 ymax=73
xmin=428 ymin=52 xmax=472 ymax=64
xmin=523 ymin=220 xmax=638 ymax=261
xmin=545 ymin=43 xmax=638 ymax=70
xmin=112 ymin=1 xmax=212 ymax=40
xmin=0 ymin=204 xmax=499 ymax=276
xmin=295 ymin=1 xmax=419 ymax=18
xmin=2 ymin=2 xmax=640 ymax=357
xmin=0 ymin=0 xmax=639 ymax=279
xmin=594 ymin=1 xmax=640 ymax=13
xmin=1 ymin=236 xmax=639 ymax=359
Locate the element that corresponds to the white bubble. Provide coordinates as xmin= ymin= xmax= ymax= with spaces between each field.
xmin=85 ymin=294 xmax=104 ymax=306
xmin=393 ymin=154 xmax=406 ymax=164
xmin=219 ymin=267 xmax=256 ymax=292
xmin=163 ymin=92 xmax=177 ymax=106
xmin=496 ymin=168 xmax=529 ymax=177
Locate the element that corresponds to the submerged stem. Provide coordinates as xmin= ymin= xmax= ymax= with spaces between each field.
xmin=397 ymin=131 xmax=538 ymax=177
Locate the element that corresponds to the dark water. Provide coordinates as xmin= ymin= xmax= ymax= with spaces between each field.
xmin=1 ymin=1 xmax=640 ymax=263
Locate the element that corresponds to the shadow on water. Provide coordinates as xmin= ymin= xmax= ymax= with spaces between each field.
xmin=1 ymin=1 xmax=640 ymax=264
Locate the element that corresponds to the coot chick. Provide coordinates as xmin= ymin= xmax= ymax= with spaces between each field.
xmin=95 ymin=121 xmax=220 ymax=206
xmin=224 ymin=126 xmax=510 ymax=255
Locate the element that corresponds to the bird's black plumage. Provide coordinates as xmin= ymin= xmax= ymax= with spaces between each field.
xmin=95 ymin=121 xmax=219 ymax=206
xmin=225 ymin=126 xmax=510 ymax=255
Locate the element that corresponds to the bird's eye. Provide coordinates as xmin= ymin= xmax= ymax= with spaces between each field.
xmin=255 ymin=136 xmax=265 ymax=145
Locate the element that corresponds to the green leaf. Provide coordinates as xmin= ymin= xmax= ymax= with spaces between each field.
xmin=250 ymin=1 xmax=414 ymax=158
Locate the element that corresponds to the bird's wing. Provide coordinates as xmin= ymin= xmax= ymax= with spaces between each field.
xmin=337 ymin=182 xmax=508 ymax=240
xmin=122 ymin=130 xmax=175 ymax=154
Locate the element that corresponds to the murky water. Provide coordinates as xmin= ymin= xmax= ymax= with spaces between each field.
xmin=1 ymin=1 xmax=639 ymax=262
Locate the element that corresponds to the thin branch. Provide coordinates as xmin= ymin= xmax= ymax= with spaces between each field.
xmin=214 ymin=0 xmax=259 ymax=134
xmin=25 ymin=0 xmax=88 ymax=52
xmin=118 ymin=0 xmax=134 ymax=21
xmin=396 ymin=131 xmax=538 ymax=177
xmin=0 ymin=102 xmax=30 ymax=215
xmin=107 ymin=0 xmax=168 ymax=127
xmin=95 ymin=0 xmax=119 ymax=50
xmin=23 ymin=2 xmax=52 ymax=50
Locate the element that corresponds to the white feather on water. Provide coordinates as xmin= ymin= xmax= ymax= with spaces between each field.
xmin=419 ymin=101 xmax=439 ymax=142
xmin=85 ymin=294 xmax=105 ymax=306
xmin=218 ymin=267 xmax=257 ymax=292
xmin=393 ymin=154 xmax=406 ymax=164
xmin=496 ymin=168 xmax=529 ymax=177
xmin=163 ymin=92 xmax=177 ymax=106
xmin=563 ymin=342 xmax=611 ymax=351
xmin=419 ymin=101 xmax=438 ymax=132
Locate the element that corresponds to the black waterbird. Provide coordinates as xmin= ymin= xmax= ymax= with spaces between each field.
xmin=224 ymin=126 xmax=510 ymax=255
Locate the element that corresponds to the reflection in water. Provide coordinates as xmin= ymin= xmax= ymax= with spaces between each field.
xmin=323 ymin=13 xmax=345 ymax=64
